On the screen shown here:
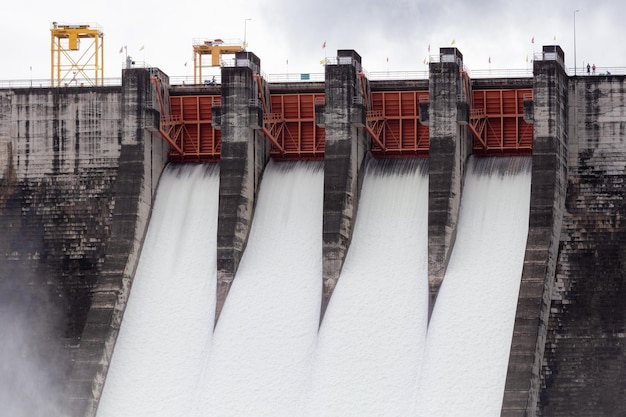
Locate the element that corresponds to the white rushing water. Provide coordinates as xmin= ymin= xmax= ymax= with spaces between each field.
xmin=302 ymin=159 xmax=430 ymax=417
xmin=413 ymin=156 xmax=531 ymax=417
xmin=191 ymin=161 xmax=323 ymax=417
xmin=97 ymin=156 xmax=531 ymax=417
xmin=97 ymin=164 xmax=219 ymax=417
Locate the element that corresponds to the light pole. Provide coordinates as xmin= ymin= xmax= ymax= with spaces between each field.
xmin=243 ymin=18 xmax=252 ymax=50
xmin=574 ymin=9 xmax=579 ymax=75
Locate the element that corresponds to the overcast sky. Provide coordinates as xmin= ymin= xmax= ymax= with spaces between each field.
xmin=2 ymin=0 xmax=623 ymax=82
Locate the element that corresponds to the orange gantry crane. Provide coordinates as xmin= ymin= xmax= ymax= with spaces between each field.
xmin=50 ymin=22 xmax=104 ymax=87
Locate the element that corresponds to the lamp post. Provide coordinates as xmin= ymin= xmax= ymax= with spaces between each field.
xmin=574 ymin=9 xmax=579 ymax=75
xmin=243 ymin=18 xmax=252 ymax=50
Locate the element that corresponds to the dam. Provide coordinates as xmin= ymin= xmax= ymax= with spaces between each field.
xmin=0 ymin=44 xmax=624 ymax=417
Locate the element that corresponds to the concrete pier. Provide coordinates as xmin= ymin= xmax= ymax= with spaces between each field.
xmin=215 ymin=52 xmax=272 ymax=324
xmin=320 ymin=50 xmax=371 ymax=321
xmin=501 ymin=46 xmax=569 ymax=417
xmin=427 ymin=47 xmax=472 ymax=310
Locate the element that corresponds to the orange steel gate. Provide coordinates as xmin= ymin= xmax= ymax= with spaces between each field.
xmin=165 ymin=88 xmax=533 ymax=161
xmin=168 ymin=95 xmax=222 ymax=162
xmin=471 ymin=89 xmax=533 ymax=155
xmin=369 ymin=90 xmax=431 ymax=157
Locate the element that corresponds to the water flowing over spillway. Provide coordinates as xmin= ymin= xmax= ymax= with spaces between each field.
xmin=413 ymin=156 xmax=532 ymax=417
xmin=191 ymin=161 xmax=324 ymax=417
xmin=97 ymin=156 xmax=531 ymax=417
xmin=97 ymin=164 xmax=219 ymax=417
xmin=302 ymin=159 xmax=429 ymax=417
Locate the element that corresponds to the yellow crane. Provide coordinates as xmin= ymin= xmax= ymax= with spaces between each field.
xmin=50 ymin=22 xmax=104 ymax=87
xmin=192 ymin=38 xmax=243 ymax=84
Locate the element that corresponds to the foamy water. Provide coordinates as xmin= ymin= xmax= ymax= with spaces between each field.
xmin=413 ymin=157 xmax=531 ymax=417
xmin=96 ymin=156 xmax=532 ymax=417
xmin=191 ymin=161 xmax=323 ymax=417
xmin=97 ymin=164 xmax=219 ymax=417
xmin=302 ymin=159 xmax=430 ymax=417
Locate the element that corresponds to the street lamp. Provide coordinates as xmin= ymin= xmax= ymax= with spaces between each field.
xmin=574 ymin=9 xmax=579 ymax=75
xmin=244 ymin=18 xmax=252 ymax=50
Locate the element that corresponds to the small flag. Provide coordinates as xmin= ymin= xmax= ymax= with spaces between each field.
xmin=286 ymin=59 xmax=289 ymax=65
xmin=139 ymin=45 xmax=145 ymax=52
xmin=428 ymin=44 xmax=431 ymax=53
xmin=184 ymin=61 xmax=187 ymax=67
xmin=423 ymin=57 xmax=427 ymax=65
xmin=243 ymin=42 xmax=248 ymax=49
xmin=119 ymin=46 xmax=124 ymax=54
xmin=386 ymin=57 xmax=389 ymax=63
xmin=488 ymin=56 xmax=491 ymax=64
xmin=531 ymin=36 xmax=535 ymax=44
xmin=320 ymin=58 xmax=326 ymax=65
xmin=451 ymin=38 xmax=456 ymax=46
xmin=322 ymin=41 xmax=326 ymax=49
xmin=553 ymin=35 xmax=557 ymax=41
xmin=526 ymin=55 xmax=529 ymax=63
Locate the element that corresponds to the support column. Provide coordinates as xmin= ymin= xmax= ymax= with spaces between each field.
xmin=501 ymin=45 xmax=569 ymax=417
xmin=63 ymin=68 xmax=169 ymax=417
xmin=215 ymin=52 xmax=271 ymax=325
xmin=427 ymin=47 xmax=472 ymax=312
xmin=321 ymin=50 xmax=370 ymax=322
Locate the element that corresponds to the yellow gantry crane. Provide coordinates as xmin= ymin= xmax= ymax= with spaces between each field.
xmin=192 ymin=38 xmax=244 ymax=84
xmin=50 ymin=22 xmax=104 ymax=87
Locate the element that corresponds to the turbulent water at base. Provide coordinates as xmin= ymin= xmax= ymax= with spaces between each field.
xmin=97 ymin=156 xmax=531 ymax=417
xmin=413 ymin=156 xmax=532 ymax=417
xmin=97 ymin=164 xmax=219 ymax=417
xmin=302 ymin=158 xmax=430 ymax=417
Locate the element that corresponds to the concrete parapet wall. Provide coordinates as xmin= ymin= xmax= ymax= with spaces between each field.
xmin=501 ymin=48 xmax=569 ymax=417
xmin=537 ymin=76 xmax=626 ymax=417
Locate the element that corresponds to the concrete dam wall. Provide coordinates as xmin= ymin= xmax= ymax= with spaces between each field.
xmin=0 ymin=46 xmax=624 ymax=417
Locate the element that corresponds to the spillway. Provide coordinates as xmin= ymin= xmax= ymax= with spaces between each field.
xmin=191 ymin=161 xmax=323 ymax=417
xmin=413 ymin=156 xmax=532 ymax=416
xmin=97 ymin=164 xmax=219 ymax=417
xmin=95 ymin=156 xmax=531 ymax=417
xmin=303 ymin=159 xmax=429 ymax=417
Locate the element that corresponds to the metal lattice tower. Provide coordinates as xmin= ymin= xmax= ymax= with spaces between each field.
xmin=192 ymin=38 xmax=243 ymax=84
xmin=50 ymin=22 xmax=104 ymax=87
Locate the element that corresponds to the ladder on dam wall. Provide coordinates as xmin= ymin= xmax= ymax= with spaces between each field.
xmin=154 ymin=83 xmax=534 ymax=162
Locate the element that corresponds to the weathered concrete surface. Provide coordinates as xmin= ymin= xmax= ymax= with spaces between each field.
xmin=0 ymin=68 xmax=169 ymax=417
xmin=501 ymin=46 xmax=569 ymax=417
xmin=321 ymin=50 xmax=371 ymax=321
xmin=427 ymin=47 xmax=472 ymax=310
xmin=216 ymin=52 xmax=271 ymax=324
xmin=537 ymin=75 xmax=626 ymax=417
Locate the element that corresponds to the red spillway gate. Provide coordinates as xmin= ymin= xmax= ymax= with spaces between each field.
xmin=164 ymin=88 xmax=533 ymax=161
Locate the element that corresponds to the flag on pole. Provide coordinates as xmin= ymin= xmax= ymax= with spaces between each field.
xmin=386 ymin=57 xmax=389 ymax=63
xmin=489 ymin=56 xmax=491 ymax=64
xmin=423 ymin=57 xmax=427 ymax=65
xmin=322 ymin=41 xmax=326 ymax=49
xmin=531 ymin=36 xmax=535 ymax=44
xmin=320 ymin=58 xmax=326 ymax=65
xmin=451 ymin=38 xmax=456 ymax=46
xmin=119 ymin=46 xmax=124 ymax=54
xmin=184 ymin=61 xmax=187 ymax=67
xmin=526 ymin=55 xmax=529 ymax=63
xmin=139 ymin=45 xmax=145 ymax=52
xmin=553 ymin=35 xmax=557 ymax=41
xmin=428 ymin=44 xmax=431 ymax=52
